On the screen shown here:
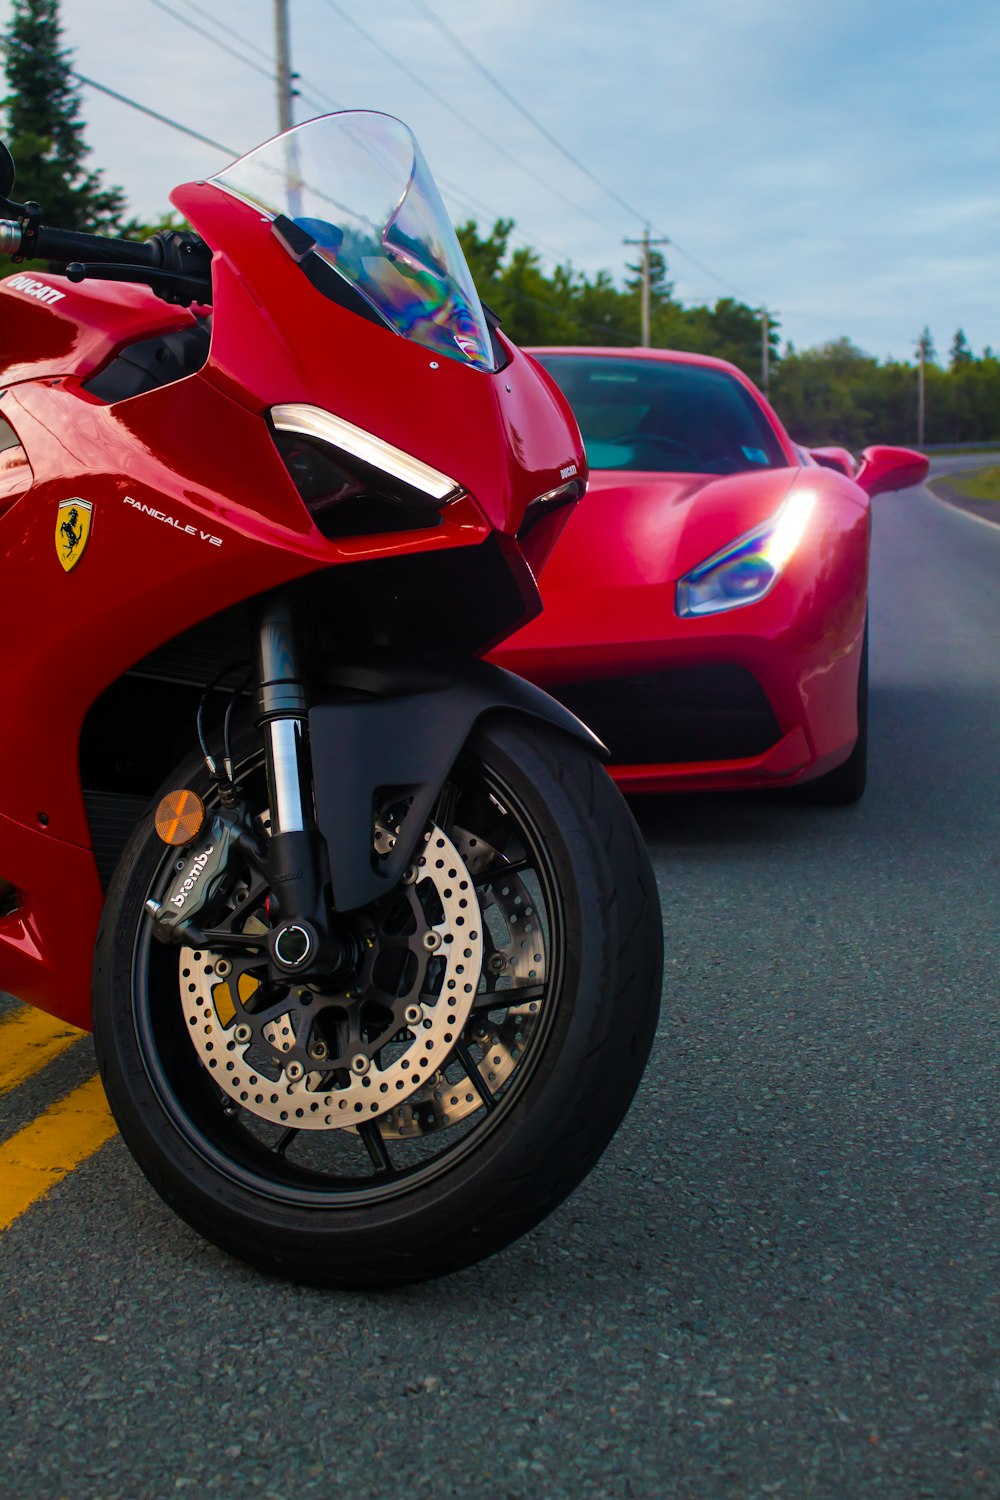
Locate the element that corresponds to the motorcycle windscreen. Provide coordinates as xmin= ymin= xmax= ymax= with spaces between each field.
xmin=210 ymin=110 xmax=496 ymax=372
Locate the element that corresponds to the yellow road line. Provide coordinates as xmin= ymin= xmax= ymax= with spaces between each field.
xmin=0 ymin=1004 xmax=85 ymax=1095
xmin=0 ymin=1074 xmax=117 ymax=1232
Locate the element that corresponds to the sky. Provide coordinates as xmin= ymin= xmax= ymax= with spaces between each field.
xmin=2 ymin=0 xmax=998 ymax=363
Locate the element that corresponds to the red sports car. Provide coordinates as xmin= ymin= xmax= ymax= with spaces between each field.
xmin=491 ymin=347 xmax=927 ymax=802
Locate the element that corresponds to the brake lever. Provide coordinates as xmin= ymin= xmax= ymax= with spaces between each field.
xmin=65 ymin=260 xmax=211 ymax=307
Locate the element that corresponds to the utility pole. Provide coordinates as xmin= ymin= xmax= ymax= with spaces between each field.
xmin=916 ymin=335 xmax=926 ymax=447
xmin=274 ymin=0 xmax=295 ymax=135
xmin=760 ymin=307 xmax=771 ymax=396
xmin=624 ymin=227 xmax=669 ymax=347
xmin=274 ymin=0 xmax=302 ymax=215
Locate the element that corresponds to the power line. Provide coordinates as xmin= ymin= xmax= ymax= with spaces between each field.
xmin=0 ymin=32 xmax=238 ymax=155
xmin=666 ymin=236 xmax=749 ymax=302
xmin=74 ymin=71 xmax=240 ymax=156
xmin=144 ymin=0 xmax=277 ymax=84
xmin=317 ymin=0 xmax=623 ymax=240
xmin=410 ymin=1 xmax=759 ymax=310
xmin=144 ymin=0 xmax=346 ymax=134
xmin=274 ymin=0 xmax=295 ymax=134
xmin=171 ymin=0 xmax=275 ymax=66
xmin=297 ymin=88 xmax=342 ymax=115
xmin=435 ymin=172 xmax=578 ymax=267
xmin=2 ymin=19 xmax=762 ymax=328
xmin=74 ymin=86 xmax=631 ymax=339
xmin=624 ymin=228 xmax=669 ymax=347
xmin=410 ymin=0 xmax=650 ymax=229
xmin=171 ymin=0 xmax=346 ymax=116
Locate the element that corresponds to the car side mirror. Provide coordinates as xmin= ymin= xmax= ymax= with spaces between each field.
xmin=809 ymin=446 xmax=856 ymax=478
xmin=855 ymin=445 xmax=929 ymax=497
xmin=0 ymin=142 xmax=14 ymax=202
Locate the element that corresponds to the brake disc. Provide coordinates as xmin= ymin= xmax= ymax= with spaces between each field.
xmin=180 ymin=824 xmax=483 ymax=1130
xmin=377 ymin=826 xmax=548 ymax=1139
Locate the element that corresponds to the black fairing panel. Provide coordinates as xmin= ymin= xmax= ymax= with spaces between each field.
xmin=309 ymin=656 xmax=606 ymax=912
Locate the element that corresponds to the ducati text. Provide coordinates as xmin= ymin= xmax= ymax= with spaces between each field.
xmin=8 ymin=274 xmax=65 ymax=305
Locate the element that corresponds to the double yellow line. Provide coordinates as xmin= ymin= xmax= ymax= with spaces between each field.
xmin=0 ymin=1003 xmax=117 ymax=1231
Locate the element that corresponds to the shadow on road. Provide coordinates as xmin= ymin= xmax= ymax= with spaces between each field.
xmin=627 ymin=676 xmax=1000 ymax=864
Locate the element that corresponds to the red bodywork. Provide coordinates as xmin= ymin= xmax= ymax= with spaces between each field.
xmin=491 ymin=346 xmax=926 ymax=796
xmin=0 ymin=184 xmax=584 ymax=1028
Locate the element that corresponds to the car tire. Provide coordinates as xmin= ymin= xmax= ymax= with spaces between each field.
xmin=798 ymin=617 xmax=869 ymax=806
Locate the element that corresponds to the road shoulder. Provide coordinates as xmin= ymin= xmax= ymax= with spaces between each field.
xmin=927 ymin=468 xmax=1000 ymax=528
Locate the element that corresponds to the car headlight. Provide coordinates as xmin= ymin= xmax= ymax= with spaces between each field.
xmin=675 ymin=489 xmax=816 ymax=617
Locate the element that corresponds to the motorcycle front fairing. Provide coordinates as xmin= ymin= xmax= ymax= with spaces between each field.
xmin=171 ymin=114 xmax=584 ymax=540
xmin=0 ymin=112 xmax=588 ymax=1028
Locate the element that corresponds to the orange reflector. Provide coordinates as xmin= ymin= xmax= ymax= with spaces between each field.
xmin=155 ymin=788 xmax=206 ymax=847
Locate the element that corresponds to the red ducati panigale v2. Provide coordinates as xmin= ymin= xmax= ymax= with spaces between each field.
xmin=0 ymin=113 xmax=662 ymax=1286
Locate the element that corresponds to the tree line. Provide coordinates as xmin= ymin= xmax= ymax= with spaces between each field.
xmin=4 ymin=0 xmax=998 ymax=452
xmin=458 ymin=221 xmax=999 ymax=450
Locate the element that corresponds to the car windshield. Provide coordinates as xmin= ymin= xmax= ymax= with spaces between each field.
xmin=533 ymin=354 xmax=788 ymax=474
xmin=211 ymin=111 xmax=495 ymax=371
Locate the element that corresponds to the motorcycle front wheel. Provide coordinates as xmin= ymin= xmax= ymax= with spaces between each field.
xmin=93 ymin=716 xmax=663 ymax=1288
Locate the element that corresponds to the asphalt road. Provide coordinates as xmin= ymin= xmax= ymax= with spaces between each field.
xmin=1 ymin=472 xmax=998 ymax=1499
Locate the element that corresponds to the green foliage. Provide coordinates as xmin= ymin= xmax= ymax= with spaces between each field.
xmin=2 ymin=0 xmax=126 ymax=232
xmin=120 ymin=210 xmax=188 ymax=242
xmin=456 ymin=217 xmax=775 ymax=369
xmin=936 ymin=465 xmax=1000 ymax=502
xmin=457 ymin=216 xmax=998 ymax=446
xmin=771 ymin=337 xmax=1000 ymax=447
xmin=917 ymin=325 xmax=936 ymax=364
xmin=0 ymin=8 xmax=993 ymax=459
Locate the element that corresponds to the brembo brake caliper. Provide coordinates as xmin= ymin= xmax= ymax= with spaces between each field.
xmin=144 ymin=790 xmax=262 ymax=947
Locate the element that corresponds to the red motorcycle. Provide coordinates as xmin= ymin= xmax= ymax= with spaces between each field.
xmin=0 ymin=113 xmax=662 ymax=1287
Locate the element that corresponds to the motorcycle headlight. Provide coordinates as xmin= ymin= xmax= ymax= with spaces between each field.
xmin=269 ymin=403 xmax=466 ymax=539
xmin=675 ymin=490 xmax=816 ymax=617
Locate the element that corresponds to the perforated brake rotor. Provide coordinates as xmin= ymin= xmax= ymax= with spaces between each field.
xmin=180 ymin=824 xmax=483 ymax=1130
xmin=378 ymin=826 xmax=549 ymax=1139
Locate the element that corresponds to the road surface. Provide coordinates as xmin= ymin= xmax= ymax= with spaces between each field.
xmin=1 ymin=472 xmax=997 ymax=1498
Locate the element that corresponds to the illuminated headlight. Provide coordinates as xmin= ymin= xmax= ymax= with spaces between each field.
xmin=675 ymin=490 xmax=816 ymax=617
xmin=270 ymin=404 xmax=465 ymax=505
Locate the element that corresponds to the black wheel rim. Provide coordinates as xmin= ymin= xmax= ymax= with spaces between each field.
xmin=130 ymin=745 xmax=566 ymax=1209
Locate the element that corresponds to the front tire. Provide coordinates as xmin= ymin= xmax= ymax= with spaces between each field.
xmin=796 ymin=617 xmax=869 ymax=806
xmin=93 ymin=717 xmax=662 ymax=1288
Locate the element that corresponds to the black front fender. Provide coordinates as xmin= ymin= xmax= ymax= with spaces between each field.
xmin=310 ymin=656 xmax=606 ymax=912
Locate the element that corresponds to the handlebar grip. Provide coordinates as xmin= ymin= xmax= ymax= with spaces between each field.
xmin=31 ymin=224 xmax=157 ymax=266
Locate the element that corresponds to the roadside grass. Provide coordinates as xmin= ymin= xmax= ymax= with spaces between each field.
xmin=930 ymin=465 xmax=1000 ymax=504
xmin=925 ymin=444 xmax=1000 ymax=457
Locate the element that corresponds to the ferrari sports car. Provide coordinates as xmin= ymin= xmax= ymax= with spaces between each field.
xmin=491 ymin=347 xmax=928 ymax=802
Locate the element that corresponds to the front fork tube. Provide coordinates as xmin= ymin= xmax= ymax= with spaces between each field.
xmin=253 ymin=593 xmax=338 ymax=981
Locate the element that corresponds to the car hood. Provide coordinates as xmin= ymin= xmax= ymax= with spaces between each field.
xmin=538 ymin=465 xmax=803 ymax=590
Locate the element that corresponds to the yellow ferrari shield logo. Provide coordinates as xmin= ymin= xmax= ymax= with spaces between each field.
xmin=55 ymin=499 xmax=93 ymax=572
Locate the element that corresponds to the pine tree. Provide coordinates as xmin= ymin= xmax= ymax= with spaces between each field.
xmin=949 ymin=328 xmax=973 ymax=368
xmin=624 ymin=247 xmax=674 ymax=304
xmin=917 ymin=326 xmax=937 ymax=365
xmin=2 ymin=0 xmax=126 ymax=231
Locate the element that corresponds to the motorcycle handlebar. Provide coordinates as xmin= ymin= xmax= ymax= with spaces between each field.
xmin=32 ymin=224 xmax=158 ymax=267
xmin=0 ymin=218 xmax=213 ymax=305
xmin=0 ymin=218 xmax=156 ymax=266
